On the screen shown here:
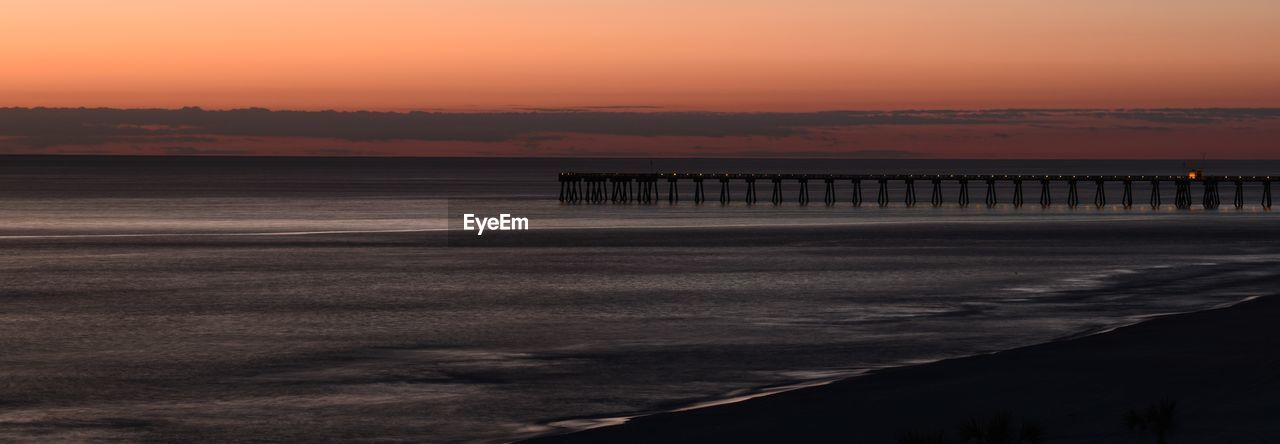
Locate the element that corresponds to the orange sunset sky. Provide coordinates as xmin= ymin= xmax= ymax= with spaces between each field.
xmin=2 ymin=1 xmax=1279 ymax=157
xmin=5 ymin=0 xmax=1280 ymax=110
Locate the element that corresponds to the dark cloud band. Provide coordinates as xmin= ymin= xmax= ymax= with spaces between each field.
xmin=1 ymin=107 xmax=1277 ymax=148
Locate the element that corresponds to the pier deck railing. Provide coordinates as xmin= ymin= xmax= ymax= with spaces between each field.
xmin=558 ymin=173 xmax=1274 ymax=209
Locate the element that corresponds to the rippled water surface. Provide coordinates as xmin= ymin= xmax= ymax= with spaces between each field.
xmin=2 ymin=157 xmax=1279 ymax=442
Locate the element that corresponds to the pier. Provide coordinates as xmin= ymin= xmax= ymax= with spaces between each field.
xmin=558 ymin=173 xmax=1274 ymax=209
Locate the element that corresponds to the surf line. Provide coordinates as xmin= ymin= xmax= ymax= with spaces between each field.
xmin=0 ymin=228 xmax=446 ymax=240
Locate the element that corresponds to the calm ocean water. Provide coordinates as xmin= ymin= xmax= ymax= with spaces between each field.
xmin=2 ymin=156 xmax=1279 ymax=442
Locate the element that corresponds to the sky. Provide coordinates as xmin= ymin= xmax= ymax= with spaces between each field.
xmin=2 ymin=1 xmax=1279 ymax=157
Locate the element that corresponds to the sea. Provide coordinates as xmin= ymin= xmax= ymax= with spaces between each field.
xmin=2 ymin=156 xmax=1279 ymax=442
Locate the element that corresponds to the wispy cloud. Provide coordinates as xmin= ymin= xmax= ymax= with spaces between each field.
xmin=0 ymin=107 xmax=1081 ymax=147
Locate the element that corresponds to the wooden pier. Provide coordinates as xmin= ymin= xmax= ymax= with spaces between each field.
xmin=558 ymin=173 xmax=1275 ymax=209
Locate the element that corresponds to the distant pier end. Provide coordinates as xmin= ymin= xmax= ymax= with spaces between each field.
xmin=558 ymin=172 xmax=1274 ymax=210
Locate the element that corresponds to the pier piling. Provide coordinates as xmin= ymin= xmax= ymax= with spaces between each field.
xmin=906 ymin=179 xmax=916 ymax=207
xmin=798 ymin=178 xmax=810 ymax=205
xmin=1094 ymin=180 xmax=1106 ymax=208
xmin=876 ymin=179 xmax=889 ymax=207
xmin=824 ymin=178 xmax=836 ymax=206
xmin=1013 ymin=179 xmax=1024 ymax=207
xmin=1265 ymin=180 xmax=1273 ymax=209
xmin=1067 ymin=179 xmax=1080 ymax=208
xmin=851 ymin=179 xmax=863 ymax=206
xmin=1175 ymin=180 xmax=1192 ymax=208
xmin=1233 ymin=180 xmax=1244 ymax=209
xmin=1150 ymin=180 xmax=1161 ymax=208
xmin=1122 ymin=179 xmax=1134 ymax=208
xmin=1203 ymin=181 xmax=1220 ymax=209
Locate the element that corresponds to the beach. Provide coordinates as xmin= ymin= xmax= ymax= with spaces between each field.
xmin=534 ymin=290 xmax=1280 ymax=443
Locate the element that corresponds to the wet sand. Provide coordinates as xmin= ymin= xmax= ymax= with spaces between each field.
xmin=532 ymin=294 xmax=1280 ymax=443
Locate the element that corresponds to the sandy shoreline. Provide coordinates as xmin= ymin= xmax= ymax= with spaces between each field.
xmin=529 ymin=293 xmax=1280 ymax=443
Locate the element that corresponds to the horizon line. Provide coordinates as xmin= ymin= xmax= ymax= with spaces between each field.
xmin=7 ymin=105 xmax=1280 ymax=114
xmin=3 ymin=154 xmax=1273 ymax=162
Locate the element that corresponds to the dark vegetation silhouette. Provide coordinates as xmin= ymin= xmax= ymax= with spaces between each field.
xmin=1124 ymin=400 xmax=1178 ymax=444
